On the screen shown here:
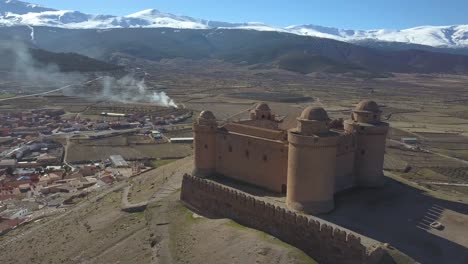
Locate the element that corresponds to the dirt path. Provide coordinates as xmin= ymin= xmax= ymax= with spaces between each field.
xmin=389 ymin=138 xmax=468 ymax=165
xmin=62 ymin=135 xmax=74 ymax=169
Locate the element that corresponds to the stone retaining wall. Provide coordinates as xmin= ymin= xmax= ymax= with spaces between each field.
xmin=121 ymin=185 xmax=147 ymax=213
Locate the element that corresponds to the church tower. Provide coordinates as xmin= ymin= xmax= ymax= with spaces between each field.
xmin=286 ymin=107 xmax=339 ymax=214
xmin=193 ymin=111 xmax=217 ymax=177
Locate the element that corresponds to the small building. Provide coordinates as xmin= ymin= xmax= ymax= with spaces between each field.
xmin=46 ymin=166 xmax=63 ymax=171
xmin=0 ymin=208 xmax=30 ymax=220
xmin=79 ymin=165 xmax=99 ymax=177
xmin=101 ymin=112 xmax=128 ymax=117
xmin=151 ymin=130 xmax=163 ymax=139
xmin=401 ymin=137 xmax=418 ymax=145
xmin=169 ymin=137 xmax=194 ymax=143
xmin=40 ymin=183 xmax=72 ymax=194
xmin=100 ymin=175 xmax=115 ymax=184
xmin=13 ymin=168 xmax=37 ymax=176
xmin=39 ymin=173 xmax=62 ymax=185
xmin=18 ymin=184 xmax=30 ymax=193
xmin=0 ymin=159 xmax=17 ymax=169
xmin=94 ymin=123 xmax=110 ymax=130
xmin=37 ymin=154 xmax=59 ymax=165
xmin=109 ymin=155 xmax=129 ymax=168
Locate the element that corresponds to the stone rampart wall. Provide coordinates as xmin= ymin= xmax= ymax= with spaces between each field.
xmin=180 ymin=174 xmax=385 ymax=264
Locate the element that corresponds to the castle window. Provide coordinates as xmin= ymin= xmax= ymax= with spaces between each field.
xmin=263 ymin=155 xmax=268 ymax=162
xmin=261 ymin=114 xmax=265 ymax=119
xmin=373 ymin=114 xmax=377 ymax=119
xmin=245 ymin=150 xmax=250 ymax=159
xmin=228 ymin=145 xmax=233 ymax=152
xmin=204 ymin=144 xmax=208 ymax=149
xmin=361 ymin=149 xmax=365 ymax=155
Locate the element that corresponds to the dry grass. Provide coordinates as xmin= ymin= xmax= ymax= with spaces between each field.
xmin=67 ymin=143 xmax=192 ymax=162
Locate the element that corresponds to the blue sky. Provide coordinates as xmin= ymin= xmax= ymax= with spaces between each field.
xmin=30 ymin=0 xmax=468 ymax=29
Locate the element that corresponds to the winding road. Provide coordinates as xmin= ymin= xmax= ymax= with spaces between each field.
xmin=0 ymin=77 xmax=103 ymax=102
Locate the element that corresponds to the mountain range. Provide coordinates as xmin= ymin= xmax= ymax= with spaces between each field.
xmin=1 ymin=0 xmax=468 ymax=76
xmin=1 ymin=0 xmax=468 ymax=49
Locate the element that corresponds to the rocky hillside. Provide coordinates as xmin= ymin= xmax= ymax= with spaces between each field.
xmin=0 ymin=41 xmax=121 ymax=72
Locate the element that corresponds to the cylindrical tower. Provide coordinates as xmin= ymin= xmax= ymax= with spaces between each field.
xmin=344 ymin=100 xmax=389 ymax=187
xmin=193 ymin=110 xmax=217 ymax=177
xmin=286 ymin=107 xmax=339 ymax=214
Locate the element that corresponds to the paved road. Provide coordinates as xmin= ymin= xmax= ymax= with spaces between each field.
xmin=0 ymin=77 xmax=103 ymax=102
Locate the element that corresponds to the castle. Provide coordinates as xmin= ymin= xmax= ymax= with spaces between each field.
xmin=192 ymin=100 xmax=389 ymax=214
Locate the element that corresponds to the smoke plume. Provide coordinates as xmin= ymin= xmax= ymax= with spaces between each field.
xmin=7 ymin=42 xmax=86 ymax=89
xmin=99 ymin=75 xmax=178 ymax=108
xmin=4 ymin=42 xmax=178 ymax=108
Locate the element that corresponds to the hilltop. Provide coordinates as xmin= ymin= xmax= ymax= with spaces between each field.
xmin=0 ymin=157 xmax=316 ymax=264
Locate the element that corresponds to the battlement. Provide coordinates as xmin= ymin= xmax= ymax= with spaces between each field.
xmin=180 ymin=174 xmax=387 ymax=264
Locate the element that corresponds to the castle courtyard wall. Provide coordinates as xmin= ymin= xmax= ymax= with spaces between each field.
xmin=215 ymin=131 xmax=288 ymax=193
xmin=335 ymin=133 xmax=357 ymax=191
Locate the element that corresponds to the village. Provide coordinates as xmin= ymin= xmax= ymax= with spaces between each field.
xmin=0 ymin=106 xmax=194 ymax=235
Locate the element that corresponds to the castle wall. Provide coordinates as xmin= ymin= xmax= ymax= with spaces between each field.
xmin=354 ymin=132 xmax=387 ymax=186
xmin=222 ymin=123 xmax=285 ymax=140
xmin=335 ymin=133 xmax=357 ymax=191
xmin=215 ymin=131 xmax=288 ymax=193
xmin=180 ymin=174 xmax=385 ymax=264
xmin=238 ymin=119 xmax=279 ymax=130
xmin=345 ymin=121 xmax=389 ymax=187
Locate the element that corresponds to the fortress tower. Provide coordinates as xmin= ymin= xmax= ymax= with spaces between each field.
xmin=193 ymin=111 xmax=218 ymax=177
xmin=344 ymin=100 xmax=389 ymax=187
xmin=250 ymin=102 xmax=275 ymax=121
xmin=286 ymin=107 xmax=340 ymax=214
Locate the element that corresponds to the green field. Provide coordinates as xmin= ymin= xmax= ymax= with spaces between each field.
xmin=0 ymin=93 xmax=15 ymax=99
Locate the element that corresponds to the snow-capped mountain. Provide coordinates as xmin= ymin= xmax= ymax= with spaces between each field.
xmin=286 ymin=24 xmax=468 ymax=48
xmin=0 ymin=0 xmax=53 ymax=14
xmin=1 ymin=0 xmax=468 ymax=48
